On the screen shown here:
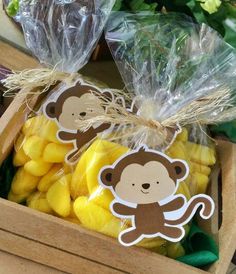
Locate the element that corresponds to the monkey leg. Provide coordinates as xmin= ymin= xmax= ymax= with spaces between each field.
xmin=120 ymin=228 xmax=142 ymax=245
xmin=161 ymin=225 xmax=183 ymax=240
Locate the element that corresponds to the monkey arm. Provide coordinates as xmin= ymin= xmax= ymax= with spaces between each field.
xmin=161 ymin=196 xmax=185 ymax=212
xmin=95 ymin=123 xmax=111 ymax=133
xmin=58 ymin=131 xmax=77 ymax=141
xmin=112 ymin=203 xmax=136 ymax=216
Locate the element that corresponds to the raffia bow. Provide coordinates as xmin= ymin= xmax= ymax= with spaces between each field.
xmin=1 ymin=67 xmax=79 ymax=97
xmin=1 ymin=67 xmax=236 ymax=149
xmin=76 ymin=87 xmax=236 ymax=149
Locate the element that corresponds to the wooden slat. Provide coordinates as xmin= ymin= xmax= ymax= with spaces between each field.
xmin=0 ymin=228 xmax=123 ymax=274
xmin=0 ymin=41 xmax=38 ymax=71
xmin=208 ymin=141 xmax=236 ymax=274
xmin=0 ymin=198 xmax=205 ymax=274
xmin=0 ymin=250 xmax=64 ymax=274
xmin=0 ymin=90 xmax=39 ymax=165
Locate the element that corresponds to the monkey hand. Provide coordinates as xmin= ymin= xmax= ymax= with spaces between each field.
xmin=95 ymin=123 xmax=111 ymax=133
xmin=112 ymin=202 xmax=136 ymax=217
xmin=58 ymin=131 xmax=76 ymax=141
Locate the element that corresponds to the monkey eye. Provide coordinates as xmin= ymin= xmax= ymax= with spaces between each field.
xmin=156 ymin=181 xmax=160 ymax=184
xmin=72 ymin=113 xmax=75 ymax=116
xmin=80 ymin=112 xmax=86 ymax=117
xmin=132 ymin=183 xmax=135 ymax=186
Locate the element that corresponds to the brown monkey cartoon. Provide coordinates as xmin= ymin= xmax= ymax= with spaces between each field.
xmin=44 ymin=80 xmax=112 ymax=163
xmin=99 ymin=146 xmax=214 ymax=246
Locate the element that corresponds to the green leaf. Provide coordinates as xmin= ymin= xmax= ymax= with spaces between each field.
xmin=6 ymin=0 xmax=19 ymax=17
xmin=174 ymin=0 xmax=192 ymax=5
xmin=187 ymin=1 xmax=207 ymax=23
xmin=224 ymin=2 xmax=236 ymax=19
xmin=223 ymin=18 xmax=236 ymax=48
xmin=113 ymin=0 xmax=123 ymax=11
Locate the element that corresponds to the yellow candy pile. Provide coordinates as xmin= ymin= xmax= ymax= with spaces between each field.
xmin=8 ymin=115 xmax=216 ymax=258
xmin=166 ymin=128 xmax=216 ymax=197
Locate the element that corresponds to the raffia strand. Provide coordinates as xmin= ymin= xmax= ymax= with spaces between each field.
xmin=2 ymin=67 xmax=78 ymax=97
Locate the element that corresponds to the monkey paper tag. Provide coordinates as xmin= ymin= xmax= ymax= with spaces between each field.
xmin=99 ymin=146 xmax=215 ymax=246
xmin=44 ymin=79 xmax=112 ymax=163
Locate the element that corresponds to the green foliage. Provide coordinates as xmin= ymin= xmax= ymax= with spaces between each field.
xmin=113 ymin=0 xmax=123 ymax=11
xmin=6 ymin=0 xmax=236 ymax=48
xmin=129 ymin=0 xmax=158 ymax=12
xmin=6 ymin=0 xmax=19 ymax=17
xmin=113 ymin=0 xmax=158 ymax=13
xmin=113 ymin=0 xmax=236 ymax=48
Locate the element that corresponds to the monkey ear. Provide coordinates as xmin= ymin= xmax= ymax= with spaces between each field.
xmin=102 ymin=91 xmax=113 ymax=101
xmin=100 ymin=168 xmax=114 ymax=187
xmin=45 ymin=102 xmax=56 ymax=118
xmin=172 ymin=161 xmax=187 ymax=180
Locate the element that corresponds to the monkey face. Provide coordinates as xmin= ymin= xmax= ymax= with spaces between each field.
xmin=114 ymin=161 xmax=177 ymax=204
xmin=100 ymin=148 xmax=188 ymax=205
xmin=58 ymin=93 xmax=105 ymax=130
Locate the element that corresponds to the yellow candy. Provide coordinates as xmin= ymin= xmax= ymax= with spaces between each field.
xmin=176 ymin=180 xmax=192 ymax=200
xmin=71 ymin=140 xmax=128 ymax=199
xmin=138 ymin=237 xmax=166 ymax=249
xmin=137 ymin=237 xmax=167 ymax=256
xmin=23 ymin=135 xmax=48 ymax=160
xmin=43 ymin=143 xmax=73 ymax=163
xmin=24 ymin=159 xmax=52 ymax=176
xmin=14 ymin=133 xmax=25 ymax=151
xmin=86 ymin=152 xmax=110 ymax=194
xmin=191 ymin=162 xmax=211 ymax=176
xmin=188 ymin=176 xmax=199 ymax=196
xmin=27 ymin=192 xmax=53 ymax=214
xmin=38 ymin=164 xmax=64 ymax=192
xmin=63 ymin=163 xmax=74 ymax=173
xmin=11 ymin=168 xmax=39 ymax=195
xmin=23 ymin=115 xmax=61 ymax=143
xmin=166 ymin=141 xmax=189 ymax=162
xmin=13 ymin=147 xmax=30 ymax=166
xmin=109 ymin=146 xmax=129 ymax=163
xmin=71 ymin=152 xmax=89 ymax=199
xmin=192 ymin=172 xmax=209 ymax=194
xmin=176 ymin=128 xmax=188 ymax=142
xmin=150 ymin=243 xmax=168 ymax=255
xmin=46 ymin=174 xmax=72 ymax=217
xmin=88 ymin=139 xmax=129 ymax=164
xmin=8 ymin=191 xmax=31 ymax=203
xmin=85 ymin=140 xmax=113 ymax=193
xmin=22 ymin=116 xmax=46 ymax=136
xmin=69 ymin=201 xmax=77 ymax=219
xmin=186 ymin=142 xmax=216 ymax=166
xmin=167 ymin=242 xmax=185 ymax=259
xmin=39 ymin=119 xmax=61 ymax=144
xmin=74 ymin=196 xmax=123 ymax=238
xmin=89 ymin=187 xmax=114 ymax=211
xmin=13 ymin=134 xmax=30 ymax=166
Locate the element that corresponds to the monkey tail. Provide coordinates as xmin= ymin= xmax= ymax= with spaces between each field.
xmin=165 ymin=194 xmax=214 ymax=226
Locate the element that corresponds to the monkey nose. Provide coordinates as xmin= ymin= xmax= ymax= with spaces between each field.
xmin=142 ymin=183 xmax=150 ymax=190
xmin=80 ymin=112 xmax=86 ymax=117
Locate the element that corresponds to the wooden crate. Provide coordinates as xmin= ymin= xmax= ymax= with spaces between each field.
xmin=0 ymin=35 xmax=235 ymax=274
xmin=0 ymin=84 xmax=235 ymax=274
